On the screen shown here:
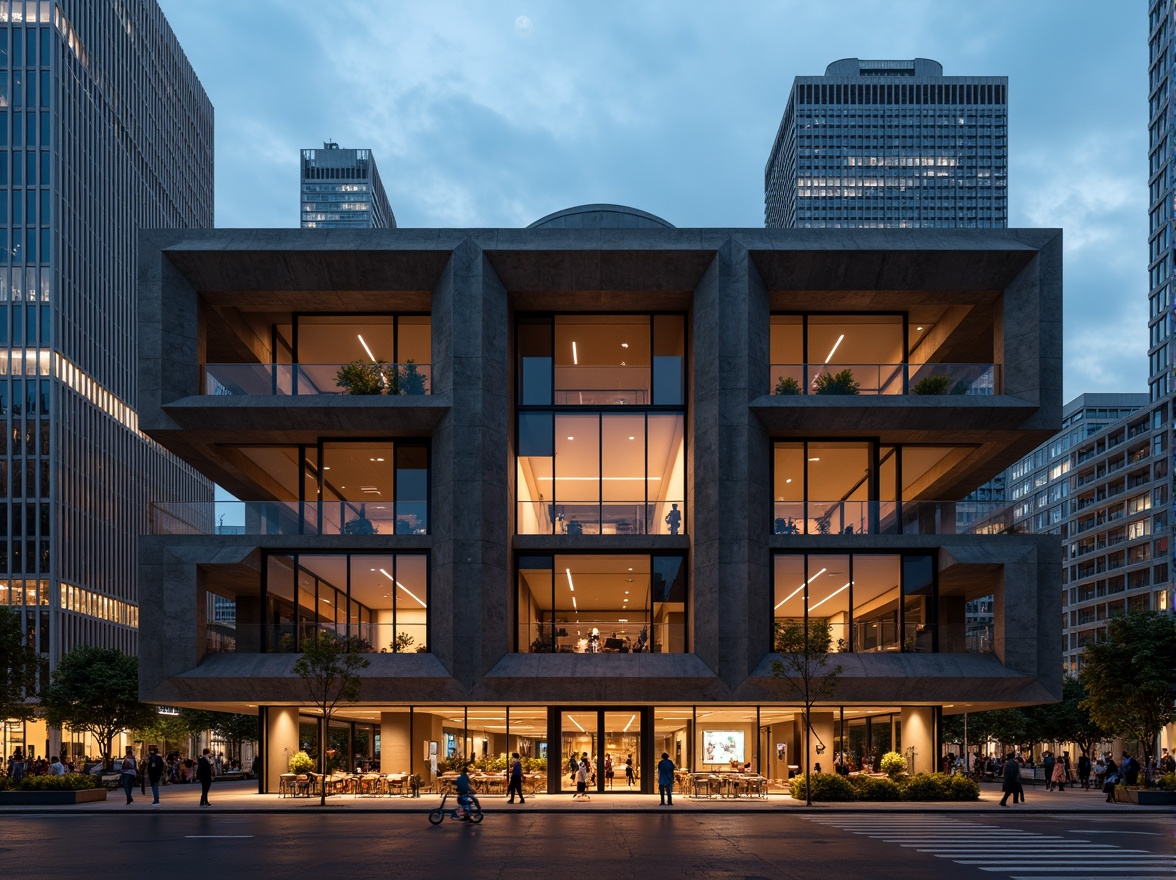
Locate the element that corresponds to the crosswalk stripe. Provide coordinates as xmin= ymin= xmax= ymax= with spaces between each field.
xmin=800 ymin=814 xmax=1168 ymax=880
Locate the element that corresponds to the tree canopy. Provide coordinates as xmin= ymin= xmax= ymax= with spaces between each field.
xmin=771 ymin=619 xmax=843 ymax=806
xmin=292 ymin=631 xmax=369 ymax=804
xmin=0 ymin=608 xmax=38 ymax=722
xmin=1080 ymin=609 xmax=1176 ymax=766
xmin=41 ymin=647 xmax=157 ymax=766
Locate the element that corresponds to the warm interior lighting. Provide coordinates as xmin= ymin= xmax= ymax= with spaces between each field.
xmin=621 ymin=343 xmax=629 ymax=348
xmin=570 ymin=716 xmax=585 ymax=732
xmin=565 ymin=568 xmax=575 ymax=592
xmin=379 ymin=568 xmax=427 ymax=608
xmin=572 ymin=596 xmax=578 ymax=610
xmin=624 ymin=714 xmax=636 ymax=732
xmin=808 ymin=582 xmax=850 ymax=611
xmin=357 ymin=334 xmax=377 ymax=362
xmin=824 ymin=334 xmax=845 ymax=364
xmin=572 ymin=341 xmax=578 ymax=365
xmin=774 ymin=567 xmax=827 ymax=610
xmin=808 ymin=457 xmax=820 ymax=462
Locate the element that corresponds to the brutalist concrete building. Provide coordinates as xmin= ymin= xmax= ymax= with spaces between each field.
xmin=137 ymin=207 xmax=1062 ymax=794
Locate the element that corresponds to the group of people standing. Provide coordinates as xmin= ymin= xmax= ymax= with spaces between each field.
xmin=999 ymin=749 xmax=1147 ymax=806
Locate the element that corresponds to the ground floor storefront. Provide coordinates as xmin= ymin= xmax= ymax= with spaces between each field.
xmin=255 ymin=703 xmax=944 ymax=796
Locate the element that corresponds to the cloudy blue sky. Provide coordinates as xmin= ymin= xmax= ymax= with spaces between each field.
xmin=157 ymin=0 xmax=1147 ymax=400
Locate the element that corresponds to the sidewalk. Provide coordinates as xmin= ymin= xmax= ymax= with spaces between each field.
xmin=2 ymin=778 xmax=1170 ymax=814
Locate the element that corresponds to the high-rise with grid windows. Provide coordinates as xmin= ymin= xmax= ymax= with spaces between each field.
xmin=300 ymin=142 xmax=395 ymax=229
xmin=765 ymin=58 xmax=1008 ymax=229
xmin=0 ymin=0 xmax=213 ymax=758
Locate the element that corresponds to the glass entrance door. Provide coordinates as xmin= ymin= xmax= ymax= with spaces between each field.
xmin=603 ymin=711 xmax=640 ymax=791
xmin=560 ymin=710 xmax=597 ymax=793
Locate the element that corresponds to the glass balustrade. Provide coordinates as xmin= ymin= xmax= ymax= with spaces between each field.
xmin=769 ymin=363 xmax=998 ymax=396
xmin=202 ymin=362 xmax=432 ymax=396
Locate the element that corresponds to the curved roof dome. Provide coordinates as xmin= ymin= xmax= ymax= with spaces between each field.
xmin=528 ymin=203 xmax=674 ymax=229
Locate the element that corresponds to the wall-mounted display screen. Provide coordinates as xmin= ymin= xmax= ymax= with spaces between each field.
xmin=702 ymin=730 xmax=744 ymax=764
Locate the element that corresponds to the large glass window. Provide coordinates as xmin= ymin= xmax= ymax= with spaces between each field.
xmin=518 ymin=315 xmax=685 ymax=407
xmin=772 ymin=441 xmax=976 ymax=535
xmin=227 ymin=440 xmax=429 ymax=536
xmin=517 ymin=414 xmax=685 ymax=535
xmin=773 ymin=552 xmax=936 ymax=653
xmin=517 ymin=554 xmax=687 ymax=653
xmin=263 ymin=551 xmax=428 ymax=653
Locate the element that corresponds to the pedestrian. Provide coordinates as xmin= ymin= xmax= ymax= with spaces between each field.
xmin=120 ymin=747 xmax=138 ymax=804
xmin=625 ymin=754 xmax=635 ymax=788
xmin=604 ymin=753 xmax=614 ymax=789
xmin=1051 ymin=757 xmax=1066 ymax=791
xmin=657 ymin=751 xmax=676 ymax=805
xmin=1162 ymin=749 xmax=1175 ymax=775
xmin=507 ymin=751 xmax=525 ymax=804
xmin=197 ymin=747 xmax=214 ymax=807
xmin=48 ymin=755 xmax=65 ymax=776
xmin=998 ymin=753 xmax=1021 ymax=807
xmin=1042 ymin=751 xmax=1055 ymax=791
xmin=574 ymin=755 xmax=591 ymax=800
xmin=1077 ymin=752 xmax=1091 ymax=789
xmin=1121 ymin=751 xmax=1140 ymax=785
xmin=146 ymin=745 xmax=166 ymax=805
xmin=1103 ymin=754 xmax=1119 ymax=803
xmin=9 ymin=749 xmax=26 ymax=783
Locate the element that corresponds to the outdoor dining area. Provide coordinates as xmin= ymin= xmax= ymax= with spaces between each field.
xmin=277 ymin=771 xmax=417 ymax=797
xmin=680 ymin=770 xmax=770 ymax=799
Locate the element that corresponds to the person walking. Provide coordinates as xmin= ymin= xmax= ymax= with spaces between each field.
xmin=1077 ymin=752 xmax=1091 ymax=789
xmin=1121 ymin=751 xmax=1140 ymax=786
xmin=507 ymin=752 xmax=525 ymax=804
xmin=573 ymin=755 xmax=591 ymax=800
xmin=197 ymin=748 xmax=214 ymax=807
xmin=625 ymin=754 xmax=635 ymax=788
xmin=657 ymin=751 xmax=676 ymax=806
xmin=998 ymin=753 xmax=1021 ymax=807
xmin=1103 ymin=754 xmax=1119 ymax=803
xmin=146 ymin=745 xmax=166 ymax=805
xmin=604 ymin=753 xmax=614 ymax=789
xmin=1050 ymin=757 xmax=1067 ymax=791
xmin=120 ymin=747 xmax=138 ymax=804
xmin=1042 ymin=751 xmax=1055 ymax=791
xmin=8 ymin=749 xmax=26 ymax=783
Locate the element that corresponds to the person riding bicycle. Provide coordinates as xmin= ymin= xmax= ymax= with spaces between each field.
xmin=455 ymin=764 xmax=475 ymax=820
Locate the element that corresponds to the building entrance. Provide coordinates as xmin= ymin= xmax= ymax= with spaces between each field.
xmin=552 ymin=707 xmax=651 ymax=794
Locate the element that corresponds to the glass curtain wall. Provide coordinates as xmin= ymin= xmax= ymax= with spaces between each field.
xmin=263 ymin=551 xmax=428 ymax=652
xmin=517 ymin=554 xmax=686 ymax=653
xmin=773 ymin=552 xmax=937 ymax=653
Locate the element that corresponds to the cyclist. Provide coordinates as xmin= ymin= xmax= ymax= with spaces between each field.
xmin=455 ymin=763 xmax=475 ymax=820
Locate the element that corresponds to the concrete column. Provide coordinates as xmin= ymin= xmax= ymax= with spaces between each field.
xmin=380 ymin=712 xmax=413 ymax=774
xmin=901 ymin=706 xmax=935 ymax=776
xmin=264 ymin=706 xmax=299 ymax=792
xmin=807 ymin=711 xmax=835 ymax=776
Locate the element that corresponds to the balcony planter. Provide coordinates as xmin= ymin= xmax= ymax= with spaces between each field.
xmin=0 ymin=788 xmax=107 ymax=805
xmin=813 ymin=369 xmax=860 ymax=395
xmin=774 ymin=376 xmax=801 ymax=395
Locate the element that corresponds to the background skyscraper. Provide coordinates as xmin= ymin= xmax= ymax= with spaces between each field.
xmin=0 ymin=1 xmax=213 ymax=756
xmin=300 ymin=142 xmax=395 ymax=228
xmin=764 ymin=58 xmax=1008 ymax=230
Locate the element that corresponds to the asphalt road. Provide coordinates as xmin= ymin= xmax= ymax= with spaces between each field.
xmin=0 ymin=811 xmax=1170 ymax=879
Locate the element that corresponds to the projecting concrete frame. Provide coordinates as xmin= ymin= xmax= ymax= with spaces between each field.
xmin=137 ymin=226 xmax=1062 ymax=713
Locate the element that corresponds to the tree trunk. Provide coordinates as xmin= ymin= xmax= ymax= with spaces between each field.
xmin=319 ymin=713 xmax=327 ymax=806
xmin=804 ymin=709 xmax=812 ymax=807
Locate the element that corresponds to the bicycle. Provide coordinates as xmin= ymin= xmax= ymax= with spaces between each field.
xmin=428 ymin=790 xmax=483 ymax=824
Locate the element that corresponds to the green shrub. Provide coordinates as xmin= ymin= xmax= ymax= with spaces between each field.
xmin=18 ymin=773 xmax=100 ymax=791
xmin=288 ymin=751 xmax=315 ymax=774
xmin=911 ymin=374 xmax=953 ymax=395
xmin=879 ymin=750 xmax=906 ymax=779
xmin=335 ymin=361 xmax=387 ymax=395
xmin=1159 ymin=771 xmax=1176 ymax=792
xmin=397 ymin=360 xmax=428 ymax=395
xmin=813 ymin=369 xmax=860 ymax=395
xmin=774 ymin=376 xmax=801 ymax=395
xmin=849 ymin=774 xmax=901 ymax=801
xmin=899 ymin=771 xmax=952 ymax=801
xmin=947 ymin=774 xmax=981 ymax=800
xmin=789 ymin=772 xmax=855 ymax=802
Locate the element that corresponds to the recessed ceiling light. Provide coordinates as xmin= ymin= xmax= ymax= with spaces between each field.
xmin=567 ymin=436 xmax=574 ymax=441
xmin=628 ymin=436 xmax=635 ymax=440
xmin=624 ymin=591 xmax=629 ymax=595
xmin=323 ymin=466 xmax=331 ymax=470
xmin=808 ymin=457 xmax=820 ymax=462
xmin=628 ymin=568 xmax=633 ymax=572
xmin=785 ymin=478 xmax=792 ymax=484
xmin=621 ymin=343 xmax=629 ymax=348
xmin=917 ymin=326 xmax=923 ymax=331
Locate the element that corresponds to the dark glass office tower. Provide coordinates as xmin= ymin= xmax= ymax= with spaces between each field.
xmin=765 ymin=58 xmax=1008 ymax=229
xmin=300 ymin=142 xmax=395 ymax=228
xmin=0 ymin=0 xmax=213 ymax=712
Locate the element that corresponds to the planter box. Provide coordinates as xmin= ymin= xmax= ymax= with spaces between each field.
xmin=0 ymin=788 xmax=108 ymax=805
xmin=1117 ymin=788 xmax=1176 ymax=806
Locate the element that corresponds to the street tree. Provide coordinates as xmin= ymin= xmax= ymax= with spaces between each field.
xmin=771 ymin=618 xmax=843 ymax=806
xmin=41 ymin=647 xmax=157 ymax=768
xmin=292 ymin=631 xmax=370 ymax=804
xmin=1080 ymin=609 xmax=1176 ymax=773
xmin=136 ymin=712 xmax=192 ymax=756
xmin=174 ymin=710 xmax=258 ymax=765
xmin=0 ymin=608 xmax=38 ymax=723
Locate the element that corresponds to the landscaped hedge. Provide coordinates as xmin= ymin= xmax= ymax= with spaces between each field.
xmin=791 ymin=771 xmax=980 ymax=802
xmin=0 ymin=773 xmax=101 ymax=792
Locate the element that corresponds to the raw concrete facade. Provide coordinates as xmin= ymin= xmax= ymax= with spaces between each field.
xmin=137 ymin=220 xmax=1062 ymax=792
